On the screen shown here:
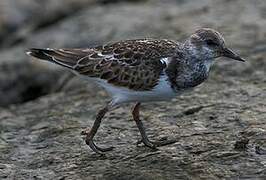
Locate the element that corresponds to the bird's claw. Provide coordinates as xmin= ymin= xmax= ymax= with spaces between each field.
xmin=136 ymin=137 xmax=177 ymax=149
xmin=86 ymin=139 xmax=114 ymax=155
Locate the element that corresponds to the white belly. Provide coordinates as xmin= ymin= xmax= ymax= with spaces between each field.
xmin=78 ymin=74 xmax=177 ymax=106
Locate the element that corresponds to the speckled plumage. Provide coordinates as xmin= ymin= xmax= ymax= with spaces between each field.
xmin=26 ymin=28 xmax=245 ymax=154
xmin=28 ymin=39 xmax=178 ymax=91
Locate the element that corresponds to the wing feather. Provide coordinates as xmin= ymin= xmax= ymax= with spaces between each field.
xmin=27 ymin=39 xmax=178 ymax=90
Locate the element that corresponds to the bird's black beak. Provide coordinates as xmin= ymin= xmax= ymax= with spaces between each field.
xmin=222 ymin=47 xmax=245 ymax=62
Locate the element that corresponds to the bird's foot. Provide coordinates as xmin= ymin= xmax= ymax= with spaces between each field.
xmin=136 ymin=137 xmax=177 ymax=149
xmin=81 ymin=128 xmax=114 ymax=155
xmin=85 ymin=139 xmax=114 ymax=155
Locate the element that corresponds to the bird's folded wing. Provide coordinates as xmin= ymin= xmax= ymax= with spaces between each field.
xmin=28 ymin=39 xmax=178 ymax=90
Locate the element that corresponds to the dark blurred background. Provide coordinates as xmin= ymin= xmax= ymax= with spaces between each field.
xmin=0 ymin=0 xmax=265 ymax=107
xmin=0 ymin=1 xmax=266 ymax=179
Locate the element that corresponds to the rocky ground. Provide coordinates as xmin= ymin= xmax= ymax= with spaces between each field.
xmin=0 ymin=0 xmax=266 ymax=179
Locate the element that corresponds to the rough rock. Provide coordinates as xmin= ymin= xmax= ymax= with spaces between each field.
xmin=0 ymin=70 xmax=265 ymax=179
xmin=0 ymin=0 xmax=98 ymax=48
xmin=0 ymin=0 xmax=266 ymax=179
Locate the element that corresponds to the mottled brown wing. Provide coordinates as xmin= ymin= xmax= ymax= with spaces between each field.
xmin=76 ymin=39 xmax=178 ymax=90
xmin=28 ymin=39 xmax=178 ymax=90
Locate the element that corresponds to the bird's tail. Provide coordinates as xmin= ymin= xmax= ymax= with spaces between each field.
xmin=26 ymin=48 xmax=56 ymax=62
xmin=26 ymin=48 xmax=84 ymax=69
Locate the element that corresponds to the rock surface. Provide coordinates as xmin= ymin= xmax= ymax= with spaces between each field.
xmin=0 ymin=0 xmax=266 ymax=179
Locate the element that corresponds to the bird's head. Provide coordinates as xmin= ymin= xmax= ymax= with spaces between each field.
xmin=184 ymin=28 xmax=245 ymax=62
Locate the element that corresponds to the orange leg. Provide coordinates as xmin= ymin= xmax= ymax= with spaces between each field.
xmin=132 ymin=102 xmax=177 ymax=148
xmin=82 ymin=103 xmax=114 ymax=154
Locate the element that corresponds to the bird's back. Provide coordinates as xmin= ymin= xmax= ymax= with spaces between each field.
xmin=27 ymin=39 xmax=179 ymax=91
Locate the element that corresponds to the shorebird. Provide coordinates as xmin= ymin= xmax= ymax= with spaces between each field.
xmin=27 ymin=28 xmax=245 ymax=154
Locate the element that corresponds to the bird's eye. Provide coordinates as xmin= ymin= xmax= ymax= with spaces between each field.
xmin=206 ymin=40 xmax=218 ymax=46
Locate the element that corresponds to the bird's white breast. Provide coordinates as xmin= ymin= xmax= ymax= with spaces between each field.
xmin=78 ymin=74 xmax=177 ymax=106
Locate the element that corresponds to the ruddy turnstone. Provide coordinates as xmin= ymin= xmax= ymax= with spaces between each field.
xmin=26 ymin=28 xmax=245 ymax=154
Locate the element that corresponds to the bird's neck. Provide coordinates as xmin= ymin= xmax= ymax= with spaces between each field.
xmin=181 ymin=42 xmax=214 ymax=72
xmin=166 ymin=47 xmax=212 ymax=91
